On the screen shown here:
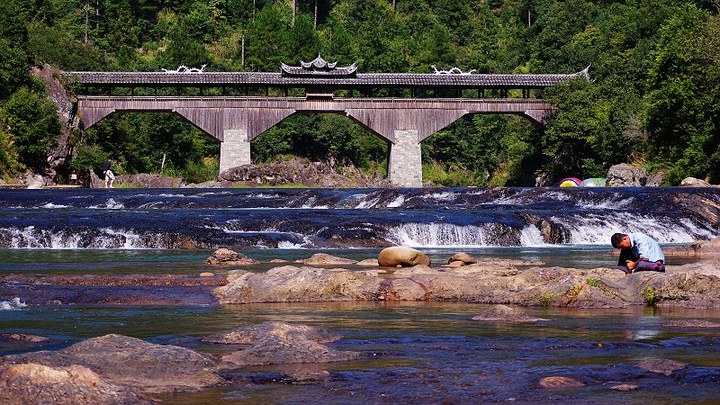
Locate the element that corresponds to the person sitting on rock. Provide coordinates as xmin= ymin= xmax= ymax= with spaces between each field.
xmin=611 ymin=232 xmax=665 ymax=274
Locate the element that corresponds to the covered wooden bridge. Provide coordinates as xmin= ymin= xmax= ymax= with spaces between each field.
xmin=65 ymin=57 xmax=589 ymax=187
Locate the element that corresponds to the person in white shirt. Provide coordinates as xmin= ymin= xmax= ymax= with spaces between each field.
xmin=611 ymin=232 xmax=665 ymax=274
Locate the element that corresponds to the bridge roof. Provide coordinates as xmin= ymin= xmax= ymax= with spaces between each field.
xmin=64 ymin=69 xmax=589 ymax=89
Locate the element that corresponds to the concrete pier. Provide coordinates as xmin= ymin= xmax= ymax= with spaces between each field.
xmin=219 ymin=129 xmax=251 ymax=174
xmin=388 ymin=130 xmax=422 ymax=188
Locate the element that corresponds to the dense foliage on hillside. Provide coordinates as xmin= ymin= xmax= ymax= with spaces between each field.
xmin=1 ymin=0 xmax=719 ymax=185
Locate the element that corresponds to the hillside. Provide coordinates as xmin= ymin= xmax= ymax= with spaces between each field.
xmin=0 ymin=0 xmax=719 ymax=186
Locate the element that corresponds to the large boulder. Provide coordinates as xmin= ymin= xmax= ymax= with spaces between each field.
xmin=378 ymin=246 xmax=431 ymax=267
xmin=1 ymin=334 xmax=223 ymax=393
xmin=645 ymin=169 xmax=667 ymax=187
xmin=447 ymin=252 xmax=478 ymax=266
xmin=680 ymin=177 xmax=712 ymax=187
xmin=606 ymin=163 xmax=647 ymax=187
xmin=0 ymin=363 xmax=151 ymax=405
xmin=208 ymin=321 xmax=359 ymax=367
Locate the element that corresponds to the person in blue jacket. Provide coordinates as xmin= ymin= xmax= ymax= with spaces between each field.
xmin=611 ymin=232 xmax=665 ymax=274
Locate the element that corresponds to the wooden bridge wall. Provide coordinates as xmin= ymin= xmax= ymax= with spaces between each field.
xmin=77 ymin=96 xmax=555 ymax=143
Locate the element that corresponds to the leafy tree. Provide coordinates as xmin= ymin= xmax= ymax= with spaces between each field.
xmin=2 ymin=87 xmax=60 ymax=169
xmin=644 ymin=5 xmax=720 ymax=183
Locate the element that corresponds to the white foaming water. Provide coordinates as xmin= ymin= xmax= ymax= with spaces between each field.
xmin=424 ymin=192 xmax=455 ymax=201
xmin=2 ymin=226 xmax=148 ymax=249
xmin=89 ymin=198 xmax=124 ymax=210
xmin=0 ymin=297 xmax=27 ymax=311
xmin=101 ymin=228 xmax=143 ymax=248
xmin=40 ymin=203 xmax=70 ymax=209
xmin=519 ymin=225 xmax=547 ymax=247
xmin=386 ymin=195 xmax=405 ymax=208
xmin=354 ymin=194 xmax=382 ymax=209
xmin=385 ymin=223 xmax=497 ymax=247
xmin=553 ymin=212 xmax=718 ymax=245
xmin=575 ymin=194 xmax=635 ymax=210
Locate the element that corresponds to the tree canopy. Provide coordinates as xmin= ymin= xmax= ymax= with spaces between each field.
xmin=1 ymin=0 xmax=719 ymax=186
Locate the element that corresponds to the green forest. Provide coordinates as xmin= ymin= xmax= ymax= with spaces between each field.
xmin=1 ymin=0 xmax=719 ymax=186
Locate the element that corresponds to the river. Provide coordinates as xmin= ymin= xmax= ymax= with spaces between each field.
xmin=1 ymin=187 xmax=720 ymax=403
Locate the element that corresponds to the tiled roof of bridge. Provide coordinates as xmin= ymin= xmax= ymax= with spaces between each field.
xmin=65 ymin=68 xmax=589 ymax=89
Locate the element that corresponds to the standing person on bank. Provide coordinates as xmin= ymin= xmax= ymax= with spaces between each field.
xmin=611 ymin=232 xmax=665 ymax=274
xmin=102 ymin=159 xmax=115 ymax=188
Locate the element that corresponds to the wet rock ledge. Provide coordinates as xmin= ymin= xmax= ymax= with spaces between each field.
xmin=212 ymin=244 xmax=720 ymax=309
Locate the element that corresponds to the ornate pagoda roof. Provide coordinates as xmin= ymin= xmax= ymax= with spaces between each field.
xmin=280 ymin=55 xmax=358 ymax=77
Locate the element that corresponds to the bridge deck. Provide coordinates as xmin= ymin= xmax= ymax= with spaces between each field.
xmin=65 ymin=71 xmax=587 ymax=89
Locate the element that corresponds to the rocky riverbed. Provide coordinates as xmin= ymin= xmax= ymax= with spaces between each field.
xmin=2 ymin=239 xmax=720 ymax=403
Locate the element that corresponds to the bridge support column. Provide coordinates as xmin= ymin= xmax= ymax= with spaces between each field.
xmin=219 ymin=129 xmax=251 ymax=174
xmin=389 ymin=130 xmax=422 ymax=188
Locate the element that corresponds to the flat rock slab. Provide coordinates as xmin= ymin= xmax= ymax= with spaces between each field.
xmin=204 ymin=321 xmax=341 ymax=345
xmin=1 ymin=334 xmax=223 ymax=393
xmin=215 ymin=265 xmax=381 ymax=303
xmin=295 ymin=253 xmax=358 ymax=266
xmin=637 ymin=359 xmax=687 ymax=376
xmin=538 ymin=376 xmax=585 ymax=388
xmin=663 ymin=319 xmax=720 ymax=328
xmin=609 ymin=384 xmax=639 ymax=391
xmin=0 ymin=274 xmax=223 ymax=306
xmin=472 ymin=305 xmax=549 ymax=323
xmin=215 ymin=263 xmax=720 ymax=307
xmin=216 ymin=321 xmax=360 ymax=368
xmin=0 ymin=363 xmax=152 ymax=405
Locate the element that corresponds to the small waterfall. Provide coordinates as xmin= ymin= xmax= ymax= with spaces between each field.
xmin=551 ymin=212 xmax=717 ymax=245
xmin=384 ymin=223 xmax=522 ymax=247
xmin=0 ymin=226 xmax=159 ymax=249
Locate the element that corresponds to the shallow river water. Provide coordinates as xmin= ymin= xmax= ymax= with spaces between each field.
xmin=1 ymin=187 xmax=720 ymax=403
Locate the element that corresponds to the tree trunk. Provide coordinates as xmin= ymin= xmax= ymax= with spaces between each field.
xmin=291 ymin=0 xmax=296 ymax=26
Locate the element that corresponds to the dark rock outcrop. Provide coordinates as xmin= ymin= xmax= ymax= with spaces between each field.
xmin=220 ymin=159 xmax=390 ymax=188
xmin=31 ymin=64 xmax=76 ymax=172
xmin=91 ymin=173 xmax=184 ymax=189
